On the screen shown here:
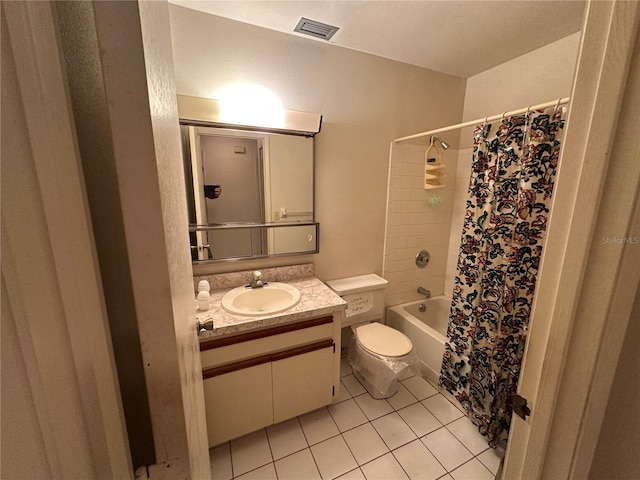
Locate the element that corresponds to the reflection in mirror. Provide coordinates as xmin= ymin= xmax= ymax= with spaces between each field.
xmin=190 ymin=224 xmax=319 ymax=261
xmin=180 ymin=124 xmax=317 ymax=262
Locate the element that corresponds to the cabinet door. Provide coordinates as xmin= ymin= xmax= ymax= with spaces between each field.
xmin=203 ymin=362 xmax=273 ymax=446
xmin=272 ymin=344 xmax=334 ymax=423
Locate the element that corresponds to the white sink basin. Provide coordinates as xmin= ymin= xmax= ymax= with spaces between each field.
xmin=221 ymin=282 xmax=301 ymax=317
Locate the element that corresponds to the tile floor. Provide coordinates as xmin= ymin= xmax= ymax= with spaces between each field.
xmin=209 ymin=357 xmax=504 ymax=480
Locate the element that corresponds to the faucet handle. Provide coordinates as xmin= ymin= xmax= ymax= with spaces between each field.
xmin=253 ymin=271 xmax=262 ymax=281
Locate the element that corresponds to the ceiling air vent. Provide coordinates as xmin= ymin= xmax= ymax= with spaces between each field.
xmin=294 ymin=17 xmax=339 ymax=41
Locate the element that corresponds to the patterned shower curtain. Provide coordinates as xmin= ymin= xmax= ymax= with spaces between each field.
xmin=439 ymin=109 xmax=565 ymax=448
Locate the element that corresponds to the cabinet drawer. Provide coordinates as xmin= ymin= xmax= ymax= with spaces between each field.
xmin=200 ymin=316 xmax=333 ymax=369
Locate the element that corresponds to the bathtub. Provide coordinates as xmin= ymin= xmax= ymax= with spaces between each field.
xmin=386 ymin=296 xmax=450 ymax=385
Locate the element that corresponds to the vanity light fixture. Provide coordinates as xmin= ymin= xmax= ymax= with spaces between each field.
xmin=177 ymin=94 xmax=322 ymax=136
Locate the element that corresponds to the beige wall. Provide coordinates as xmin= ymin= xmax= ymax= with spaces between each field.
xmin=461 ymin=33 xmax=581 ymax=131
xmin=168 ymin=5 xmax=466 ymax=282
xmin=444 ymin=33 xmax=581 ymax=297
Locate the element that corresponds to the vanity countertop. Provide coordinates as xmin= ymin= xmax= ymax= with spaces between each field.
xmin=196 ymin=276 xmax=346 ymax=339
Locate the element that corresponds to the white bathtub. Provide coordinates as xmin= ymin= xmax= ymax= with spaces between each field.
xmin=386 ymin=296 xmax=450 ymax=385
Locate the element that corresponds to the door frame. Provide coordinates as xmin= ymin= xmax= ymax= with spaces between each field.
xmin=2 ymin=1 xmax=132 ymax=477
xmin=4 ymin=1 xmax=212 ymax=478
xmin=503 ymin=1 xmax=640 ymax=477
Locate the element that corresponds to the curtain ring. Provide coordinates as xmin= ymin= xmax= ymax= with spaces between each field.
xmin=526 ymin=105 xmax=532 ymax=116
xmin=555 ymin=97 xmax=562 ymax=111
xmin=484 ymin=115 xmax=489 ymax=125
xmin=501 ymin=111 xmax=507 ymax=121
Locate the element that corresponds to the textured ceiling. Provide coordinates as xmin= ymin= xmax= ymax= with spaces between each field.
xmin=168 ymin=0 xmax=585 ymax=78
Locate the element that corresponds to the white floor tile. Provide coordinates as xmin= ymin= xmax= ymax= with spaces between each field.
xmin=332 ymin=380 xmax=353 ymax=404
xmin=360 ymin=453 xmax=409 ymax=480
xmin=476 ymin=447 xmax=504 ymax=475
xmin=311 ymin=436 xmax=358 ymax=480
xmin=336 ymin=468 xmax=366 ymax=480
xmin=421 ymin=395 xmax=464 ymax=425
xmin=234 ymin=462 xmax=277 ymax=480
xmin=449 ymin=458 xmax=494 ymax=480
xmin=299 ymin=408 xmax=340 ymax=445
xmin=387 ymin=383 xmax=419 ymax=411
xmin=354 ymin=394 xmax=394 ymax=421
xmin=397 ymin=403 xmax=442 ymax=437
xmin=328 ymin=398 xmax=369 ymax=432
xmin=266 ymin=417 xmax=308 ymax=460
xmin=392 ymin=439 xmax=446 ymax=480
xmin=421 ymin=427 xmax=472 ymax=472
xmin=398 ymin=367 xmax=416 ymax=381
xmin=446 ymin=417 xmax=489 ymax=455
xmin=342 ymin=423 xmax=389 ymax=466
xmin=274 ymin=448 xmax=321 ymax=480
xmin=371 ymin=412 xmax=417 ymax=450
xmin=342 ymin=374 xmax=367 ymax=396
xmin=341 ymin=356 xmax=353 ymax=377
xmin=401 ymin=376 xmax=439 ymax=400
xmin=209 ymin=443 xmax=232 ymax=480
xmin=230 ymin=429 xmax=273 ymax=477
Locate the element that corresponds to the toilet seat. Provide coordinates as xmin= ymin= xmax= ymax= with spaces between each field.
xmin=355 ymin=323 xmax=412 ymax=357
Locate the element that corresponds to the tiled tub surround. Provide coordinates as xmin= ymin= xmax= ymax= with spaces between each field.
xmin=383 ymin=144 xmax=457 ymax=307
xmin=195 ymin=264 xmax=346 ymax=339
xmin=444 ymin=148 xmax=473 ymax=297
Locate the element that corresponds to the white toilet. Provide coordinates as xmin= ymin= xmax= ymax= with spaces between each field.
xmin=327 ymin=274 xmax=418 ymax=399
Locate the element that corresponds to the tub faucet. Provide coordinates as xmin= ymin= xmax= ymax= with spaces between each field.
xmin=417 ymin=286 xmax=431 ymax=299
xmin=250 ymin=271 xmax=264 ymax=289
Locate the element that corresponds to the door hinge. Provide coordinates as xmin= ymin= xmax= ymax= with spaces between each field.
xmin=332 ymin=385 xmax=335 ymax=397
xmin=333 ymin=343 xmax=336 ymax=353
xmin=512 ymin=394 xmax=531 ymax=420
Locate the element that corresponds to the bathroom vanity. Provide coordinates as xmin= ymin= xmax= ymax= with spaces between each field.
xmin=196 ymin=265 xmax=346 ymax=447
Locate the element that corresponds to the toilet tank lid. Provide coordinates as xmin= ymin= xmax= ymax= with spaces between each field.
xmin=326 ymin=274 xmax=388 ymax=296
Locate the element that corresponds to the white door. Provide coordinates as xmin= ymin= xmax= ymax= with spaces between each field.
xmin=89 ymin=1 xmax=211 ymax=477
xmin=503 ymin=1 xmax=640 ymax=478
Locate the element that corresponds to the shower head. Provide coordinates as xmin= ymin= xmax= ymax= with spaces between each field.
xmin=433 ymin=136 xmax=450 ymax=150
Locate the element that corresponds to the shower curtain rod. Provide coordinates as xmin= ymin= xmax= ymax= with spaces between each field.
xmin=394 ymin=96 xmax=570 ymax=143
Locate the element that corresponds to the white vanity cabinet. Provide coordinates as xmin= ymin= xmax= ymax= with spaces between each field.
xmin=200 ymin=315 xmax=339 ymax=447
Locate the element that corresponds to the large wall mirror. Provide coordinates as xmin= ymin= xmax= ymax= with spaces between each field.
xmin=178 ymin=95 xmax=321 ymax=263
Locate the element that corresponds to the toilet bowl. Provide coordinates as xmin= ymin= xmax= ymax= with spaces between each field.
xmin=326 ymin=274 xmax=419 ymax=399
xmin=349 ymin=322 xmax=416 ymax=398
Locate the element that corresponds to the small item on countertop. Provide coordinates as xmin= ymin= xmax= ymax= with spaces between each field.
xmin=197 ymin=290 xmax=211 ymax=311
xmin=197 ymin=279 xmax=210 ymax=293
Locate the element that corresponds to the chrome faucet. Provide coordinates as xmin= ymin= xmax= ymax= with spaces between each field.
xmin=417 ymin=286 xmax=431 ymax=299
xmin=250 ymin=270 xmax=264 ymax=289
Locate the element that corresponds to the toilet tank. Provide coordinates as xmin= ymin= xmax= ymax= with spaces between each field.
xmin=326 ymin=274 xmax=388 ymax=327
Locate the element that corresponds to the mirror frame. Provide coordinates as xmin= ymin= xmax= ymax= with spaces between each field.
xmin=178 ymin=95 xmax=322 ymax=263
